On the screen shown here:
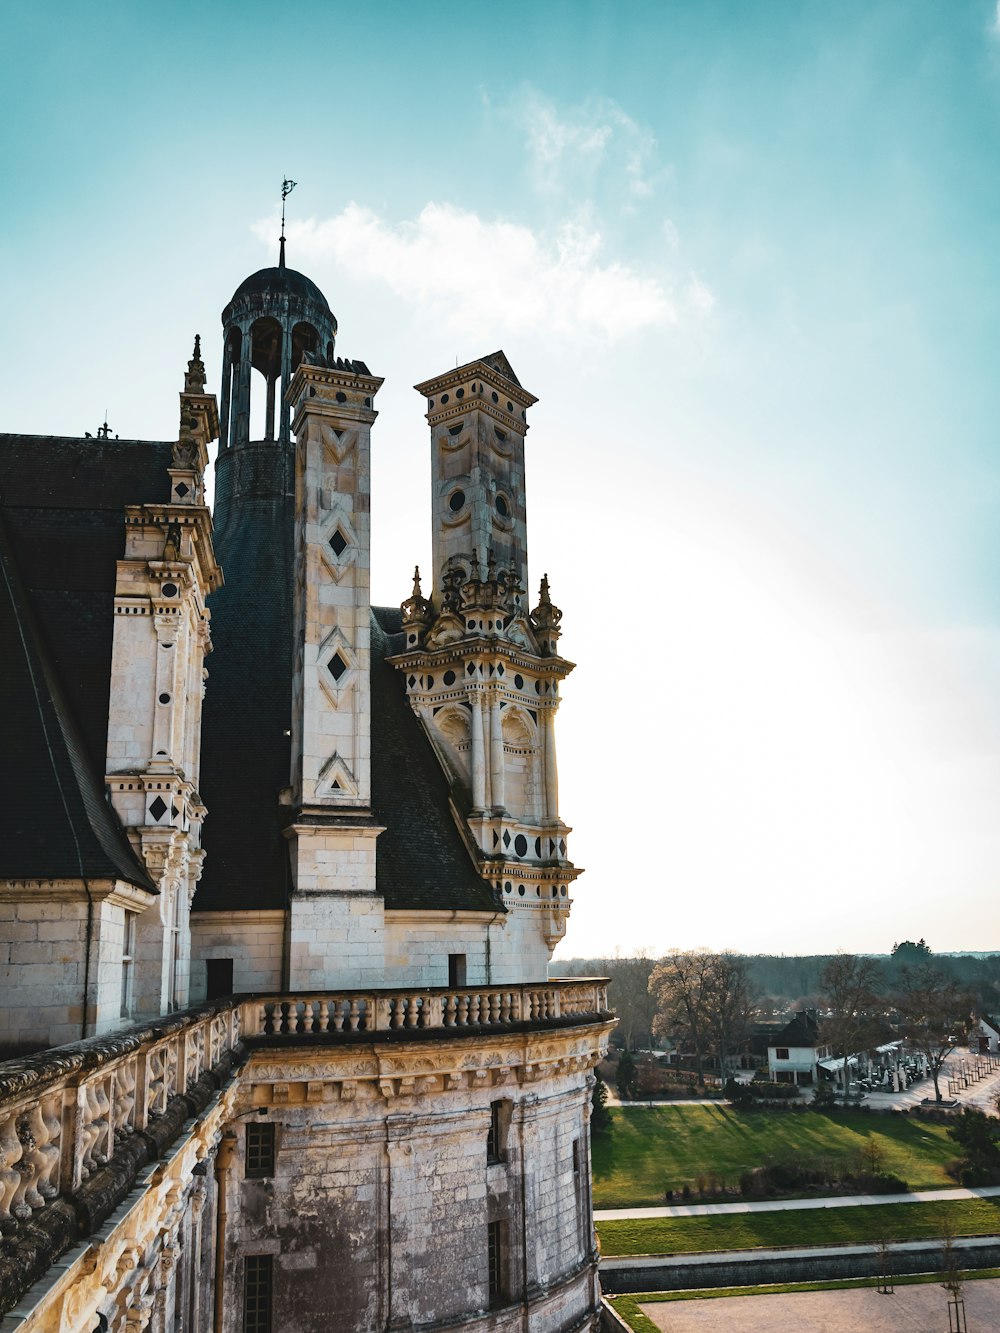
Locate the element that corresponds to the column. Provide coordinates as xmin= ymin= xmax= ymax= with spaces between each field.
xmin=470 ymin=692 xmax=487 ymax=812
xmin=490 ymin=691 xmax=505 ymax=812
xmin=234 ymin=325 xmax=251 ymax=448
xmin=265 ymin=374 xmax=276 ymax=440
xmin=218 ymin=340 xmax=232 ymax=452
xmin=543 ymin=708 xmax=558 ymax=822
xmin=279 ymin=326 xmax=292 ymax=443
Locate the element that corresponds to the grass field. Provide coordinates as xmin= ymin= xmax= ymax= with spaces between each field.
xmin=592 ymin=1105 xmax=958 ymax=1208
xmin=596 ymin=1195 xmax=1000 ymax=1256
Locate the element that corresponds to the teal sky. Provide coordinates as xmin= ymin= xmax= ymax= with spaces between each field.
xmin=3 ymin=1 xmax=1000 ymax=956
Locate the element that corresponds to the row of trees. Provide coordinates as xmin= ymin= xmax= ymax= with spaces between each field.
xmin=593 ymin=948 xmax=974 ymax=1103
xmin=822 ymin=953 xmax=972 ymax=1103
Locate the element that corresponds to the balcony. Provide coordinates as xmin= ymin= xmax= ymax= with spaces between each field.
xmin=0 ymin=979 xmax=611 ymax=1320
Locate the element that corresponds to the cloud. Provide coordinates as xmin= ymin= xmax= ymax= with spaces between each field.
xmin=264 ymin=202 xmax=707 ymax=343
xmin=514 ymin=90 xmax=664 ymax=201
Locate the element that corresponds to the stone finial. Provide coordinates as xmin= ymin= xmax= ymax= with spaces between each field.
xmin=184 ymin=335 xmax=207 ymax=394
xmin=400 ymin=565 xmax=433 ymax=635
xmin=530 ymin=573 xmax=563 ymax=645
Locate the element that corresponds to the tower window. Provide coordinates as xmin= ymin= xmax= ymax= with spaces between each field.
xmin=329 ymin=529 xmax=348 ymax=557
xmin=448 ymin=953 xmax=467 ymax=987
xmin=487 ymin=1100 xmax=510 ymax=1164
xmin=495 ymin=495 xmax=509 ymax=518
xmin=120 ymin=912 xmax=135 ymax=1018
xmin=449 ymin=489 xmax=466 ymax=512
xmin=246 ymin=1122 xmax=276 ymax=1178
xmin=487 ymin=1220 xmax=507 ymax=1307
xmin=206 ymin=957 xmax=234 ymax=1000
xmin=243 ymin=1255 xmax=273 ymax=1333
xmin=328 ymin=653 xmax=348 ymax=682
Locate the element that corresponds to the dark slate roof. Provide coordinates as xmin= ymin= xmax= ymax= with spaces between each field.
xmin=371 ymin=608 xmax=498 ymax=914
xmin=770 ymin=1010 xmax=821 ymax=1048
xmin=229 ymin=266 xmax=331 ymax=311
xmin=196 ymin=446 xmax=295 ymax=911
xmin=0 ymin=444 xmax=159 ymax=890
xmin=0 ymin=434 xmax=176 ymax=775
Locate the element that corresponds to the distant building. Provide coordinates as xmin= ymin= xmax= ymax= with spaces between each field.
xmin=767 ymin=1010 xmax=831 ymax=1085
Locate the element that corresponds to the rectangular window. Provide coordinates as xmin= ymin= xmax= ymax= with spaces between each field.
xmin=572 ymin=1139 xmax=580 ymax=1177
xmin=206 ymin=957 xmax=235 ymax=1001
xmin=245 ymin=1122 xmax=276 ymax=1178
xmin=775 ymin=1047 xmax=790 ymax=1060
xmin=487 ymin=1100 xmax=507 ymax=1164
xmin=448 ymin=953 xmax=467 ymax=987
xmin=487 ymin=1220 xmax=505 ymax=1307
xmin=120 ymin=913 xmax=136 ymax=1018
xmin=243 ymin=1254 xmax=272 ymax=1333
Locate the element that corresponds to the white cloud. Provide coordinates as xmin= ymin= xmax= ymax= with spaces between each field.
xmin=263 ymin=202 xmax=705 ymax=343
xmin=516 ymin=90 xmax=663 ymax=200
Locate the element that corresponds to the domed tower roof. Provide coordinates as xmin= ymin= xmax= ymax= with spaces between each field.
xmin=222 ymin=257 xmax=338 ymax=333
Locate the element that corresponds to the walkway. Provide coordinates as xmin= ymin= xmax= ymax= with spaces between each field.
xmin=595 ymin=1184 xmax=1000 ymax=1222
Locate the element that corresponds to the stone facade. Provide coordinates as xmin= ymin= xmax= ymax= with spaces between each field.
xmin=0 ymin=252 xmax=613 ymax=1331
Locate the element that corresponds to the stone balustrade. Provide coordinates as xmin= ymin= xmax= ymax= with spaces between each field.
xmin=244 ymin=977 xmax=609 ymax=1038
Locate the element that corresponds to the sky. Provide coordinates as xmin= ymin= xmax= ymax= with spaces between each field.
xmin=3 ymin=0 xmax=1000 ymax=958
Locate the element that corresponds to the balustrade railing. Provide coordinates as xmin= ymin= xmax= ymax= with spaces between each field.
xmin=244 ymin=978 xmax=609 ymax=1038
xmin=0 ymin=1004 xmax=242 ymax=1240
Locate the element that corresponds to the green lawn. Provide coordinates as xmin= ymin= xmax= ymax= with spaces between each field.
xmin=592 ymin=1105 xmax=958 ymax=1208
xmin=596 ymin=1196 xmax=1000 ymax=1256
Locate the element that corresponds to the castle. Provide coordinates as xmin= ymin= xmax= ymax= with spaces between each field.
xmin=0 ymin=243 xmax=613 ymax=1330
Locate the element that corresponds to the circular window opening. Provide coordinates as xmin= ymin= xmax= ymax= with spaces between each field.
xmin=491 ymin=391 xmax=499 ymax=403
xmin=514 ymin=674 xmax=524 ymax=690
xmin=335 ymin=391 xmax=347 ymax=404
xmin=506 ymin=401 xmax=513 ymax=412
xmin=449 ymin=490 xmax=465 ymax=512
xmin=561 ymin=886 xmax=567 ymax=897
xmin=495 ymin=495 xmax=510 ymax=518
xmin=443 ymin=670 xmax=456 ymax=686
xmin=162 ymin=583 xmax=178 ymax=598
xmin=504 ymin=881 xmax=512 ymax=894
xmin=162 ymin=642 xmax=173 ymax=650
xmin=517 ymin=884 xmax=525 ymax=897
xmin=456 ymin=388 xmax=464 ymax=399
xmin=514 ymin=834 xmax=528 ymax=857
xmin=441 ymin=393 xmax=450 ymax=404
xmin=158 ymin=693 xmax=171 ymax=705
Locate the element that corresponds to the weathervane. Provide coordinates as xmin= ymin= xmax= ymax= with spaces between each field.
xmin=279 ymin=177 xmax=297 ymax=268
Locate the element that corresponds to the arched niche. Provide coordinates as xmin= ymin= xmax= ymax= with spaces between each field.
xmin=502 ymin=707 xmax=539 ymax=821
xmin=434 ymin=705 xmax=472 ymax=786
xmin=292 ymin=322 xmax=320 ymax=373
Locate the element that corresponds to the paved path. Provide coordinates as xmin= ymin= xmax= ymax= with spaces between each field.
xmin=595 ymin=1184 xmax=1000 ymax=1222
xmin=635 ymin=1277 xmax=1000 ymax=1332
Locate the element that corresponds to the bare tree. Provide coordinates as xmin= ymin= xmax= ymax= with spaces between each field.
xmin=704 ymin=952 xmax=753 ymax=1077
xmin=895 ymin=963 xmax=973 ymax=1103
xmin=649 ymin=950 xmax=715 ymax=1086
xmin=819 ymin=954 xmax=884 ymax=1098
xmin=605 ymin=952 xmax=657 ymax=1051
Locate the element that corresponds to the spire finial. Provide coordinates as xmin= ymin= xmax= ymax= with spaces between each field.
xmin=184 ymin=334 xmax=207 ymax=393
xmin=411 ymin=566 xmax=423 ymax=598
xmin=280 ymin=177 xmax=297 ymax=269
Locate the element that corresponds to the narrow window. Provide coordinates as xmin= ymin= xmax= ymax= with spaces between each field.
xmin=120 ymin=913 xmax=135 ymax=1018
xmin=572 ymin=1138 xmax=580 ymax=1177
xmin=243 ymin=1254 xmax=273 ymax=1333
xmin=487 ymin=1100 xmax=508 ymax=1164
xmin=448 ymin=953 xmax=467 ymax=987
xmin=487 ymin=1220 xmax=506 ymax=1307
xmin=206 ymin=958 xmax=235 ymax=1000
xmin=245 ymin=1122 xmax=276 ymax=1178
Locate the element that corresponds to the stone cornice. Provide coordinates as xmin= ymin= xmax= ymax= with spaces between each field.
xmin=388 ymin=640 xmax=575 ymax=677
xmin=414 ymin=361 xmax=538 ymax=411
